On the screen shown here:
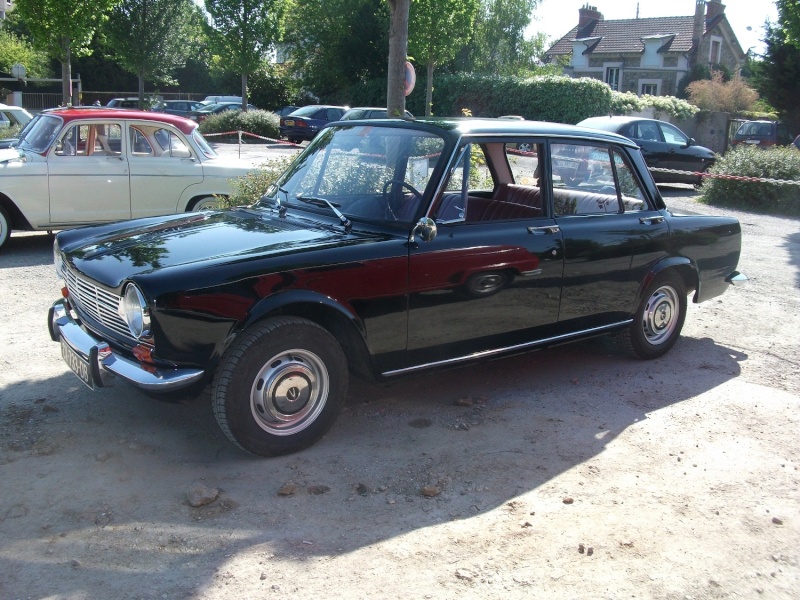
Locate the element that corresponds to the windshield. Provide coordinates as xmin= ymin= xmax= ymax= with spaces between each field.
xmin=18 ymin=114 xmax=62 ymax=153
xmin=289 ymin=105 xmax=324 ymax=118
xmin=260 ymin=124 xmax=447 ymax=225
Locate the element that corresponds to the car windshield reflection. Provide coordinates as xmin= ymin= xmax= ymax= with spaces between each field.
xmin=260 ymin=125 xmax=447 ymax=225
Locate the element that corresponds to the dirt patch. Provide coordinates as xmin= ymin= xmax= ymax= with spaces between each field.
xmin=0 ymin=181 xmax=798 ymax=599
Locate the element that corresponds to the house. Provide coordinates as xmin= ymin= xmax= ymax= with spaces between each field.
xmin=544 ymin=0 xmax=746 ymax=97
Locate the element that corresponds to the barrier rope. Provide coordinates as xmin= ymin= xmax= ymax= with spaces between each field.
xmin=649 ymin=167 xmax=800 ymax=187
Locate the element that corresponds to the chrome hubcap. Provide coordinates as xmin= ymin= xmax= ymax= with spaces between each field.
xmin=641 ymin=285 xmax=679 ymax=345
xmin=250 ymin=349 xmax=329 ymax=436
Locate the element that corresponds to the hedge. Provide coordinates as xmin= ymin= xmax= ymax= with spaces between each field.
xmin=198 ymin=109 xmax=280 ymax=142
xmin=700 ymin=145 xmax=800 ymax=216
xmin=347 ymin=74 xmax=613 ymax=124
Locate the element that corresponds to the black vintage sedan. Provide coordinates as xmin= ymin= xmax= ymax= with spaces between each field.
xmin=578 ymin=116 xmax=715 ymax=185
xmin=49 ymin=118 xmax=745 ymax=456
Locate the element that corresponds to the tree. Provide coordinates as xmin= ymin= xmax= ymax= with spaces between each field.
xmin=777 ymin=0 xmax=800 ymax=50
xmin=284 ymin=0 xmax=389 ymax=100
xmin=752 ymin=23 xmax=800 ymax=133
xmin=12 ymin=0 xmax=121 ymax=104
xmin=104 ymin=0 xmax=199 ymax=107
xmin=0 ymin=29 xmax=51 ymax=79
xmin=204 ymin=0 xmax=288 ymax=110
xmin=457 ymin=0 xmax=541 ymax=76
xmin=408 ymin=0 xmax=479 ymax=115
xmin=386 ymin=0 xmax=411 ymax=116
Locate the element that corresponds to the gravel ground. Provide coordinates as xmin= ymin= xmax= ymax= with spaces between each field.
xmin=0 ymin=151 xmax=798 ymax=599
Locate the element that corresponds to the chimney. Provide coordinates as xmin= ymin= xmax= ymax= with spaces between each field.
xmin=578 ymin=4 xmax=603 ymax=30
xmin=692 ymin=0 xmax=705 ymax=47
xmin=706 ymin=0 xmax=725 ymax=20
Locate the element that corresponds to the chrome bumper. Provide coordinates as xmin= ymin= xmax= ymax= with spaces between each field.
xmin=48 ymin=299 xmax=205 ymax=392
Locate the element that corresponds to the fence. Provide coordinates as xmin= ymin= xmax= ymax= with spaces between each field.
xmin=12 ymin=91 xmax=206 ymax=112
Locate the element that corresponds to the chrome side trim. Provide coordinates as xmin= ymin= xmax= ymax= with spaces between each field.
xmin=382 ymin=320 xmax=633 ymax=377
xmin=50 ymin=300 xmax=205 ymax=392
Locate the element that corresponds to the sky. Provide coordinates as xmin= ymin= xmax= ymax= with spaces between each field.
xmin=529 ymin=0 xmax=779 ymax=55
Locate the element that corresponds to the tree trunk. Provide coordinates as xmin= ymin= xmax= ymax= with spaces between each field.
xmin=138 ymin=69 xmax=146 ymax=109
xmin=241 ymin=73 xmax=248 ymax=110
xmin=61 ymin=38 xmax=72 ymax=106
xmin=425 ymin=60 xmax=434 ymax=116
xmin=386 ymin=0 xmax=410 ymax=116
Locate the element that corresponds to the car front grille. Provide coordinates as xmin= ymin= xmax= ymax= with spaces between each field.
xmin=61 ymin=264 xmax=133 ymax=341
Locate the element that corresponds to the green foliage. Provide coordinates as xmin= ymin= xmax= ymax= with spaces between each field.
xmin=198 ymin=109 xmax=281 ymax=141
xmin=285 ymin=0 xmax=389 ymax=100
xmin=204 ymin=0 xmax=288 ymax=93
xmin=349 ymin=74 xmax=611 ymax=122
xmin=777 ymin=0 xmax=800 ymax=50
xmin=700 ymin=145 xmax=800 ymax=216
xmin=408 ymin=0 xmax=480 ymax=115
xmin=608 ymin=92 xmax=699 ymax=120
xmin=224 ymin=155 xmax=294 ymax=206
xmin=0 ymin=29 xmax=51 ymax=79
xmin=752 ymin=22 xmax=800 ymax=134
xmin=105 ymin=0 xmax=196 ymax=89
xmin=456 ymin=0 xmax=542 ymax=76
xmin=247 ymin=63 xmax=298 ymax=111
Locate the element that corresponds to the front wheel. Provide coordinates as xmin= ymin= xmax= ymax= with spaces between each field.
xmin=212 ymin=317 xmax=348 ymax=456
xmin=618 ymin=273 xmax=687 ymax=359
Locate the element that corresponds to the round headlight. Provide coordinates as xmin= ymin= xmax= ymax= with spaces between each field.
xmin=121 ymin=283 xmax=151 ymax=338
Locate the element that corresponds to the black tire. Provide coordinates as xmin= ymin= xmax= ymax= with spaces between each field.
xmin=618 ymin=272 xmax=687 ymax=359
xmin=462 ymin=271 xmax=509 ymax=298
xmin=0 ymin=205 xmax=10 ymax=251
xmin=212 ymin=317 xmax=348 ymax=456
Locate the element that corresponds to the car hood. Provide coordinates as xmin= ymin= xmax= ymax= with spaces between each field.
xmin=57 ymin=208 xmax=389 ymax=289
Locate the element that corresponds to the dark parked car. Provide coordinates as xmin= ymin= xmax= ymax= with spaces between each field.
xmin=731 ymin=120 xmax=794 ymax=149
xmin=279 ymin=105 xmax=348 ymax=143
xmin=49 ymin=118 xmax=745 ymax=456
xmin=152 ymin=100 xmax=203 ymax=117
xmin=578 ymin=116 xmax=715 ymax=185
xmin=340 ymin=107 xmax=414 ymax=120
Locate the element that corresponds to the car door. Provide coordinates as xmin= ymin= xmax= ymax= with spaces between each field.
xmin=657 ymin=121 xmax=699 ymax=173
xmin=622 ymin=120 xmax=673 ymax=172
xmin=550 ymin=141 xmax=670 ymax=329
xmin=127 ymin=123 xmax=204 ymax=218
xmin=405 ymin=140 xmax=564 ymax=371
xmin=47 ymin=120 xmax=131 ymax=225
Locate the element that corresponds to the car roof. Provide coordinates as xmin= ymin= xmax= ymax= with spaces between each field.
xmin=333 ymin=117 xmax=639 ymax=147
xmin=38 ymin=107 xmax=198 ymax=135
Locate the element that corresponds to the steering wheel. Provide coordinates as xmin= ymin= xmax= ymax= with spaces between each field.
xmin=382 ymin=179 xmax=423 ymax=220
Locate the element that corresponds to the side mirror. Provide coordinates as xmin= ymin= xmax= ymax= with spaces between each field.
xmin=686 ymin=137 xmax=696 ymax=147
xmin=410 ymin=217 xmax=437 ymax=243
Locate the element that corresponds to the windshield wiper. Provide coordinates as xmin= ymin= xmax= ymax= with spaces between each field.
xmin=297 ymin=195 xmax=352 ymax=232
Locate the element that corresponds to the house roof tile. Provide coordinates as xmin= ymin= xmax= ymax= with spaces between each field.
xmin=546 ymin=16 xmax=697 ymax=56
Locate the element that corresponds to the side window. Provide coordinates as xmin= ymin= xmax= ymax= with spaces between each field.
xmin=612 ymin=149 xmax=649 ymax=212
xmin=551 ymin=142 xmax=620 ymax=215
xmin=637 ymin=121 xmax=661 ymax=142
xmin=54 ymin=125 xmax=83 ymax=156
xmin=130 ymin=128 xmax=154 ymax=155
xmin=155 ymin=128 xmax=191 ymax=158
xmin=506 ymin=142 xmax=541 ymax=186
xmin=660 ymin=123 xmax=687 ymax=145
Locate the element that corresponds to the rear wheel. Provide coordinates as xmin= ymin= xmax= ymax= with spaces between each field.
xmin=0 ymin=205 xmax=10 ymax=251
xmin=619 ymin=272 xmax=687 ymax=359
xmin=212 ymin=317 xmax=348 ymax=456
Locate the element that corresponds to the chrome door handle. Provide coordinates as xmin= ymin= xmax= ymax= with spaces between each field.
xmin=528 ymin=225 xmax=560 ymax=235
xmin=639 ymin=216 xmax=665 ymax=225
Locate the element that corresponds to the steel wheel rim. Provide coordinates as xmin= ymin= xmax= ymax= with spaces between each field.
xmin=250 ymin=349 xmax=329 ymax=436
xmin=641 ymin=285 xmax=679 ymax=345
xmin=193 ymin=198 xmax=220 ymax=211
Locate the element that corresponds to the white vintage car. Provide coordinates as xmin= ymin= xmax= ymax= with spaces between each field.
xmin=0 ymin=107 xmax=254 ymax=250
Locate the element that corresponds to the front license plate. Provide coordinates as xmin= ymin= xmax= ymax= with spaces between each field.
xmin=284 ymin=119 xmax=294 ymax=126
xmin=60 ymin=337 xmax=94 ymax=389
